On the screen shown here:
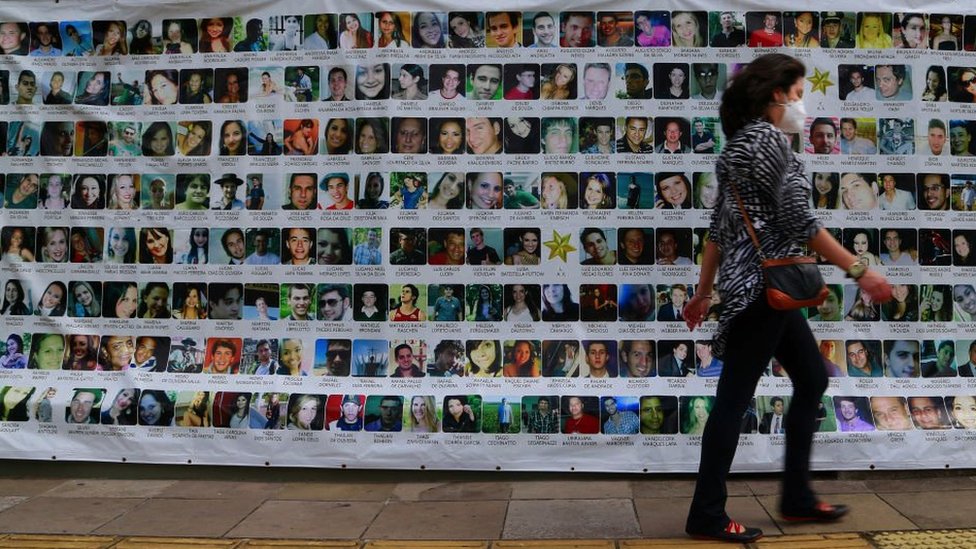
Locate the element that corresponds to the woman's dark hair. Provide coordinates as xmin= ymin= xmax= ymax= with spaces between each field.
xmin=318 ymin=229 xmax=351 ymax=264
xmin=0 ymin=386 xmax=35 ymax=421
xmin=881 ymin=285 xmax=919 ymax=321
xmin=844 ymin=229 xmax=875 ymax=253
xmin=137 ymin=282 xmax=171 ymax=318
xmin=138 ymin=389 xmax=175 ymax=426
xmin=471 ymin=284 xmax=499 ymax=321
xmin=954 ymin=231 xmax=976 ymax=266
xmin=926 ymin=285 xmax=954 ymax=321
xmin=37 ymin=281 xmax=67 ymax=316
xmin=720 ymin=53 xmax=806 ymax=139
xmin=232 ymin=392 xmax=251 ymax=412
xmin=355 ymin=118 xmax=389 ymax=154
xmin=219 ymin=120 xmax=245 ymax=156
xmin=70 ymin=175 xmax=105 ymax=209
xmin=1 ymin=225 xmax=29 ymax=253
xmin=429 ymin=172 xmax=464 ymax=208
xmin=541 ymin=284 xmax=579 ymax=321
xmin=376 ymin=11 xmax=406 ymax=47
xmin=812 ymin=172 xmax=839 ymax=208
xmin=925 ymin=65 xmax=947 ymax=99
xmin=0 ymin=279 xmax=28 ymax=315
xmin=198 ymin=18 xmax=232 ymax=53
xmin=399 ymin=63 xmax=427 ymax=91
xmin=465 ymin=340 xmax=502 ymax=375
xmin=308 ymin=14 xmax=338 ymax=47
xmin=145 ymin=70 xmax=179 ymax=104
xmin=39 ymin=121 xmax=73 ymax=156
xmin=129 ymin=20 xmax=155 ymax=54
xmin=142 ymin=121 xmax=175 ymax=156
xmin=102 ymin=281 xmax=137 ymax=318
xmin=139 ymin=227 xmax=173 ymax=264
xmin=106 ymin=227 xmax=136 ymax=263
xmin=104 ymin=388 xmax=140 ymax=425
xmin=4 ymin=334 xmax=24 ymax=354
xmin=74 ymin=71 xmax=110 ymax=105
xmin=324 ymin=118 xmax=352 ymax=154
xmin=184 ymin=228 xmax=208 ymax=264
xmin=447 ymin=12 xmax=480 ymax=48
xmin=517 ymin=228 xmax=541 ymax=257
xmin=506 ymin=285 xmax=541 ymax=321
xmin=503 ymin=117 xmax=541 ymax=154
xmin=412 ymin=12 xmax=446 ymax=48
xmin=355 ymin=63 xmax=391 ymax=100
xmin=181 ymin=121 xmax=212 ymax=156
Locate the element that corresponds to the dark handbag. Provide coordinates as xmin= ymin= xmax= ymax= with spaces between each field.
xmin=729 ymin=181 xmax=829 ymax=310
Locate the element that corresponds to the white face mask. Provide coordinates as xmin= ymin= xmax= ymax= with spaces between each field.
xmin=775 ymin=100 xmax=807 ymax=134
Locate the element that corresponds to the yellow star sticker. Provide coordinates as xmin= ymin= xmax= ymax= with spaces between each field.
xmin=544 ymin=230 xmax=576 ymax=262
xmin=808 ymin=67 xmax=833 ymax=95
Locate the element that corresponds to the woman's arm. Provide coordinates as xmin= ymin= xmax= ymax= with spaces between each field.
xmin=684 ymin=240 xmax=720 ymax=329
xmin=808 ymin=228 xmax=892 ymax=301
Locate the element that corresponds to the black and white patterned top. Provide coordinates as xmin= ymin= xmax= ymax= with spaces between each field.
xmin=708 ymin=120 xmax=824 ymax=358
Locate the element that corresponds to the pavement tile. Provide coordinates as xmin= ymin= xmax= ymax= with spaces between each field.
xmin=93 ymin=498 xmax=262 ymax=537
xmin=495 ymin=542 xmax=614 ymax=548
xmin=0 ymin=534 xmax=119 ymax=548
xmin=634 ymin=496 xmax=779 ymax=540
xmin=112 ymin=538 xmax=238 ymax=548
xmin=621 ymin=541 xmax=753 ymax=549
xmin=510 ymin=480 xmax=632 ymax=500
xmin=758 ymin=494 xmax=918 ymax=534
xmin=0 ymin=479 xmax=67 ymax=497
xmin=364 ymin=500 xmax=506 ymax=539
xmin=42 ymin=479 xmax=177 ymax=499
xmin=755 ymin=532 xmax=872 ymax=548
xmin=747 ymin=479 xmax=871 ymax=496
xmin=503 ymin=499 xmax=640 ymax=539
xmin=392 ymin=481 xmax=512 ymax=501
xmin=863 ymin=476 xmax=976 ymax=493
xmin=0 ymin=497 xmax=141 ymax=534
xmin=365 ymin=543 xmax=487 ymax=548
xmin=226 ymin=500 xmax=382 ymax=539
xmin=273 ymin=482 xmax=395 ymax=502
xmin=630 ymin=480 xmax=751 ymax=499
xmin=241 ymin=542 xmax=358 ymax=549
xmin=155 ymin=480 xmax=282 ymax=500
xmin=0 ymin=497 xmax=28 ymax=513
xmin=878 ymin=490 xmax=976 ymax=529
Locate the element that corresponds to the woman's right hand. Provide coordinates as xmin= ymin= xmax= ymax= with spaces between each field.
xmin=857 ymin=270 xmax=892 ymax=303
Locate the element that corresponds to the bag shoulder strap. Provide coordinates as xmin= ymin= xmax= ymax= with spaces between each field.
xmin=727 ymin=180 xmax=766 ymax=261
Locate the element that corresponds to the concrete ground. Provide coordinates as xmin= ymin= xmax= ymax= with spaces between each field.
xmin=0 ymin=462 xmax=974 ymax=547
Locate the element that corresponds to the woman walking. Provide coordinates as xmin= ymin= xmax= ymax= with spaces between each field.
xmin=683 ymin=53 xmax=892 ymax=542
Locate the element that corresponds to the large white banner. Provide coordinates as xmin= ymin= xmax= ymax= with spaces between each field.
xmin=0 ymin=1 xmax=975 ymax=471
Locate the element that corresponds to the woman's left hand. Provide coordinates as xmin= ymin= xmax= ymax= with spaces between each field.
xmin=684 ymin=293 xmax=711 ymax=331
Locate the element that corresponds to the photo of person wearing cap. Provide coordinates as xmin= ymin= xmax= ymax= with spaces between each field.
xmin=329 ymin=395 xmax=364 ymax=431
xmin=321 ymin=173 xmax=353 ymax=210
xmin=211 ymin=174 xmax=244 ymax=210
xmin=820 ymin=12 xmax=854 ymax=48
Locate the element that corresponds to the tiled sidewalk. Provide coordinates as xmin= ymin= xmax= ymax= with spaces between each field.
xmin=0 ymin=462 xmax=974 ymax=543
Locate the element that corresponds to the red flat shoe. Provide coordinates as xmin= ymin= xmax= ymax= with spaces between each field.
xmin=782 ymin=502 xmax=850 ymax=522
xmin=687 ymin=519 xmax=763 ymax=543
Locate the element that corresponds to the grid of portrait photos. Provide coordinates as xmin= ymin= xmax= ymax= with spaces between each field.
xmin=2 ymin=5 xmax=976 ymax=471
